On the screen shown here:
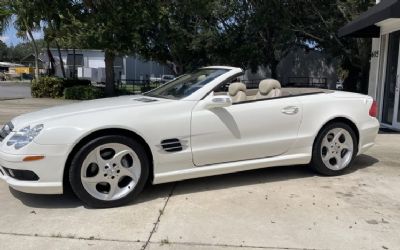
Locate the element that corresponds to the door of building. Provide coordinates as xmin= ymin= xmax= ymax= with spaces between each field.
xmin=381 ymin=30 xmax=400 ymax=130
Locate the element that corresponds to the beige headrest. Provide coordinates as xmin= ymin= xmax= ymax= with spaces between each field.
xmin=228 ymin=82 xmax=246 ymax=96
xmin=197 ymin=75 xmax=206 ymax=81
xmin=259 ymin=79 xmax=281 ymax=95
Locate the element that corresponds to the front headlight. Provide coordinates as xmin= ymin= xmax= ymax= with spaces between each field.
xmin=7 ymin=124 xmax=44 ymax=149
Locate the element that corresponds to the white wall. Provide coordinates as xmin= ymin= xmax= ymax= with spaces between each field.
xmin=368 ymin=38 xmax=381 ymax=99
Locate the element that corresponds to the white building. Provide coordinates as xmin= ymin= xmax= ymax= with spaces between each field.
xmin=42 ymin=49 xmax=173 ymax=83
xmin=339 ymin=0 xmax=400 ymax=130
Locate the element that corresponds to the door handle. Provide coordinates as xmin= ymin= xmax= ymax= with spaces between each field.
xmin=282 ymin=106 xmax=299 ymax=115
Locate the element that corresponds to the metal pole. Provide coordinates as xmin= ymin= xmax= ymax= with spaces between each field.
xmin=134 ymin=56 xmax=137 ymax=80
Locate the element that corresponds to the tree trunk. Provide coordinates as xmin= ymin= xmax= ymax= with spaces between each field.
xmin=56 ymin=41 xmax=66 ymax=78
xmin=270 ymin=59 xmax=279 ymax=79
xmin=360 ymin=63 xmax=370 ymax=95
xmin=105 ymin=50 xmax=115 ymax=96
xmin=46 ymin=42 xmax=56 ymax=76
xmin=343 ymin=67 xmax=360 ymax=93
xmin=166 ymin=61 xmax=181 ymax=75
xmin=27 ymin=29 xmax=39 ymax=80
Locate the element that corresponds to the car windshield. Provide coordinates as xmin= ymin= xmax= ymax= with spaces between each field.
xmin=145 ymin=68 xmax=229 ymax=99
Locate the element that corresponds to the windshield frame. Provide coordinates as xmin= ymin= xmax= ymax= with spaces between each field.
xmin=144 ymin=67 xmax=242 ymax=101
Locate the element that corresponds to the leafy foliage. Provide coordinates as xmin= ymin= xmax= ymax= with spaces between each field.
xmin=31 ymin=76 xmax=98 ymax=99
xmin=0 ymin=39 xmax=48 ymax=62
xmin=31 ymin=76 xmax=64 ymax=98
xmin=139 ymin=0 xmax=224 ymax=74
xmin=0 ymin=0 xmax=12 ymax=33
xmin=62 ymin=79 xmax=91 ymax=88
xmin=211 ymin=0 xmax=299 ymax=77
xmin=64 ymin=85 xmax=104 ymax=100
xmin=0 ymin=40 xmax=7 ymax=60
xmin=3 ymin=0 xmax=377 ymax=94
xmin=287 ymin=0 xmax=375 ymax=93
xmin=4 ymin=0 xmax=44 ymax=79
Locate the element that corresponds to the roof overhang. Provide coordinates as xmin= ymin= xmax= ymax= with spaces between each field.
xmin=0 ymin=62 xmax=24 ymax=67
xmin=338 ymin=0 xmax=400 ymax=38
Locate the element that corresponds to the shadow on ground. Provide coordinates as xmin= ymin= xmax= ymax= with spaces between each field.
xmin=9 ymin=154 xmax=379 ymax=209
xmin=379 ymin=128 xmax=399 ymax=134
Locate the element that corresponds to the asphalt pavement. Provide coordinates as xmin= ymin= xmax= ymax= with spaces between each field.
xmin=0 ymin=81 xmax=32 ymax=100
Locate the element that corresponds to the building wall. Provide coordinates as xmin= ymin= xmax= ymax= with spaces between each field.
xmin=368 ymin=0 xmax=382 ymax=100
xmin=42 ymin=49 xmax=173 ymax=82
xmin=125 ymin=56 xmax=170 ymax=80
xmin=368 ymin=18 xmax=400 ymax=115
xmin=368 ymin=38 xmax=381 ymax=100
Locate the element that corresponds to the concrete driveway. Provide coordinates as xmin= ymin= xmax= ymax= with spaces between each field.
xmin=0 ymin=98 xmax=399 ymax=250
xmin=0 ymin=98 xmax=76 ymax=123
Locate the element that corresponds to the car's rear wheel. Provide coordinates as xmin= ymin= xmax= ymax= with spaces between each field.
xmin=69 ymin=135 xmax=149 ymax=208
xmin=311 ymin=122 xmax=357 ymax=176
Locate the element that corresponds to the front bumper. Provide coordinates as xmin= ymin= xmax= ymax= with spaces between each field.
xmin=0 ymin=142 xmax=70 ymax=194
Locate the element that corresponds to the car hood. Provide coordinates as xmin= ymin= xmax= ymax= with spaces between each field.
xmin=11 ymin=95 xmax=170 ymax=128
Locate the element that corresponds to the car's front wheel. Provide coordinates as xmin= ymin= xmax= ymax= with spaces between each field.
xmin=311 ymin=122 xmax=357 ymax=176
xmin=69 ymin=135 xmax=149 ymax=208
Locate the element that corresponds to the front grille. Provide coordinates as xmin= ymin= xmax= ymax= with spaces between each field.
xmin=0 ymin=122 xmax=14 ymax=142
xmin=160 ymin=138 xmax=183 ymax=152
xmin=2 ymin=167 xmax=39 ymax=181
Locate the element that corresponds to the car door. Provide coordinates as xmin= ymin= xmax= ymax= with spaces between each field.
xmin=190 ymin=96 xmax=302 ymax=166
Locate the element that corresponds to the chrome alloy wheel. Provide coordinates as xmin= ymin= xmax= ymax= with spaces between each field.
xmin=320 ymin=128 xmax=354 ymax=171
xmin=80 ymin=143 xmax=141 ymax=201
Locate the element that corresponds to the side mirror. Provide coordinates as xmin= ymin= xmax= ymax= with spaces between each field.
xmin=204 ymin=95 xmax=232 ymax=109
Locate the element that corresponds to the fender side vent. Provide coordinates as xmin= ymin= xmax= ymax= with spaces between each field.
xmin=160 ymin=138 xmax=182 ymax=152
xmin=133 ymin=97 xmax=158 ymax=102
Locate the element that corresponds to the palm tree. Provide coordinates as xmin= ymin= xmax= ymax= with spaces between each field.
xmin=0 ymin=2 xmax=12 ymax=35
xmin=2 ymin=0 xmax=42 ymax=80
xmin=38 ymin=0 xmax=68 ymax=78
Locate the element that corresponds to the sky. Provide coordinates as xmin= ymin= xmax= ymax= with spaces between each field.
xmin=0 ymin=16 xmax=43 ymax=47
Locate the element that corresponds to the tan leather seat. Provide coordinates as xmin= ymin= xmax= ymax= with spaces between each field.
xmin=256 ymin=79 xmax=282 ymax=99
xmin=228 ymin=82 xmax=247 ymax=103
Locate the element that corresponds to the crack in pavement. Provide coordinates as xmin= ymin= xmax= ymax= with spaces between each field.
xmin=141 ymin=182 xmax=177 ymax=250
xmin=151 ymin=240 xmax=325 ymax=250
xmin=0 ymin=231 xmax=325 ymax=250
xmin=0 ymin=231 xmax=144 ymax=244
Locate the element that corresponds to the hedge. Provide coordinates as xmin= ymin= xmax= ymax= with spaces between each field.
xmin=62 ymin=79 xmax=91 ymax=88
xmin=31 ymin=77 xmax=99 ymax=99
xmin=64 ymin=85 xmax=105 ymax=100
xmin=31 ymin=77 xmax=64 ymax=98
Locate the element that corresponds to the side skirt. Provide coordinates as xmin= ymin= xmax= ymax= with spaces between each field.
xmin=153 ymin=153 xmax=311 ymax=184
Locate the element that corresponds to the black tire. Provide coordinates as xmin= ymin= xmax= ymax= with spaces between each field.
xmin=69 ymin=135 xmax=149 ymax=208
xmin=311 ymin=122 xmax=358 ymax=176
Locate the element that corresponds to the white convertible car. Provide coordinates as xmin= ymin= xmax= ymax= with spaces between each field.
xmin=0 ymin=66 xmax=379 ymax=207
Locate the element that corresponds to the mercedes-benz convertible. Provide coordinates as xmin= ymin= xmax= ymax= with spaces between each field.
xmin=0 ymin=66 xmax=379 ymax=207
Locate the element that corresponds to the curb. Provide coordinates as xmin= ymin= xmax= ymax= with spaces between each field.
xmin=0 ymin=97 xmax=27 ymax=101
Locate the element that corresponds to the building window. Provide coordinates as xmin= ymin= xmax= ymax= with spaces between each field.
xmin=66 ymin=54 xmax=84 ymax=67
xmin=114 ymin=57 xmax=123 ymax=68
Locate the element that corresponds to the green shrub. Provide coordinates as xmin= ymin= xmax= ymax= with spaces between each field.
xmin=62 ymin=79 xmax=91 ymax=88
xmin=64 ymin=86 xmax=105 ymax=100
xmin=140 ymin=85 xmax=153 ymax=93
xmin=31 ymin=77 xmax=64 ymax=98
xmin=116 ymin=88 xmax=133 ymax=96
